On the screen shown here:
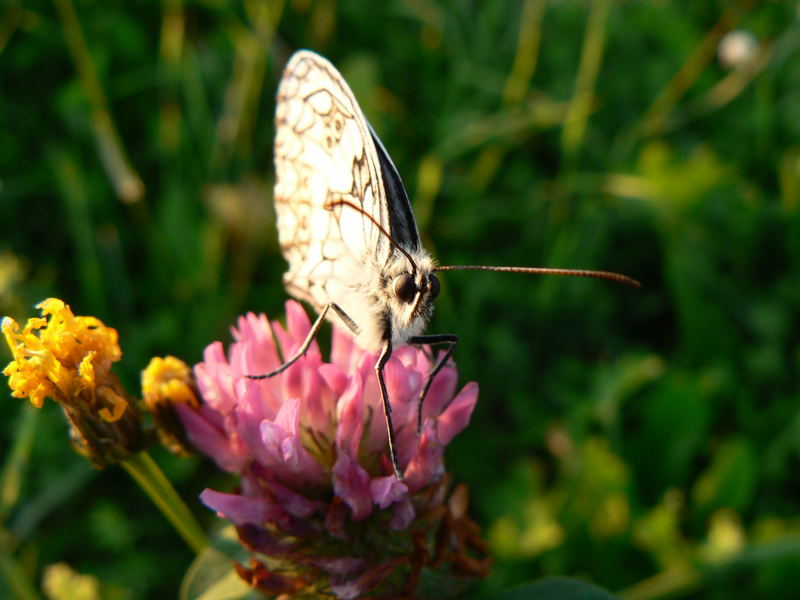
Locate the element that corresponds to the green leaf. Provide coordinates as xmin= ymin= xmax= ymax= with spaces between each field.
xmin=179 ymin=546 xmax=252 ymax=600
xmin=693 ymin=437 xmax=757 ymax=516
xmin=630 ymin=369 xmax=713 ymax=493
xmin=180 ymin=527 xmax=253 ymax=600
xmin=493 ymin=577 xmax=621 ymax=600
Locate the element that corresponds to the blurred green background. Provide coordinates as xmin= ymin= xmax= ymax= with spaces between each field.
xmin=3 ymin=0 xmax=800 ymax=598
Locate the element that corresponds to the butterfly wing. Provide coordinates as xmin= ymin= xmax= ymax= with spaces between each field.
xmin=367 ymin=122 xmax=421 ymax=252
xmin=274 ymin=50 xmax=418 ymax=318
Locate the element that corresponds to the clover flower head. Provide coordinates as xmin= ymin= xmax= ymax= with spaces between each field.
xmin=178 ymin=300 xmax=487 ymax=597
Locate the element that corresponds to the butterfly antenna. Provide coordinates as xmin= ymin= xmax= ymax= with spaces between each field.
xmin=435 ymin=265 xmax=641 ymax=288
xmin=324 ymin=197 xmax=418 ymax=274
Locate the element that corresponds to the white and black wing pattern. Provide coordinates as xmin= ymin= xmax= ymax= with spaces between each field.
xmin=273 ymin=50 xmax=421 ymax=320
xmin=266 ymin=50 xmax=636 ymax=480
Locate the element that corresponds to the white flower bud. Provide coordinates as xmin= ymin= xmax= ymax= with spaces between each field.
xmin=718 ymin=30 xmax=759 ymax=70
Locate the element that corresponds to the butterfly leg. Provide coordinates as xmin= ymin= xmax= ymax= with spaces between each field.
xmin=247 ymin=304 xmax=330 ymax=380
xmin=376 ymin=339 xmax=404 ymax=480
xmin=408 ymin=334 xmax=459 ymax=434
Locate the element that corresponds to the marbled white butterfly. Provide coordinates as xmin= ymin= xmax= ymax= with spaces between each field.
xmin=250 ymin=50 xmax=639 ymax=480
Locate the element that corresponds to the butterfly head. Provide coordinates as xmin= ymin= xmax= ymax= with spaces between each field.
xmin=383 ymin=251 xmax=440 ymax=344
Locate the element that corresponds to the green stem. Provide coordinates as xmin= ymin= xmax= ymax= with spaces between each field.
xmin=0 ymin=532 xmax=43 ymax=600
xmin=1 ymin=404 xmax=39 ymax=520
xmin=502 ymin=0 xmax=545 ymax=105
xmin=637 ymin=0 xmax=755 ymax=139
xmin=52 ymin=0 xmax=144 ymax=204
xmin=121 ymin=452 xmax=209 ymax=554
xmin=560 ymin=0 xmax=612 ymax=165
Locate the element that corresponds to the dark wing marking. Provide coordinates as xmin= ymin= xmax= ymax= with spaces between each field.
xmin=367 ymin=122 xmax=421 ymax=251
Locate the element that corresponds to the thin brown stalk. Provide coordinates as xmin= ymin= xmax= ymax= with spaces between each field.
xmin=53 ymin=0 xmax=145 ymax=204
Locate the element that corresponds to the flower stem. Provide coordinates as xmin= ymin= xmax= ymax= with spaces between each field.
xmin=560 ymin=0 xmax=612 ymax=165
xmin=53 ymin=0 xmax=144 ymax=204
xmin=121 ymin=452 xmax=209 ymax=554
xmin=0 ymin=526 xmax=43 ymax=600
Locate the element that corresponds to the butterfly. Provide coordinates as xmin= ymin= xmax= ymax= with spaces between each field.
xmin=251 ymin=49 xmax=639 ymax=480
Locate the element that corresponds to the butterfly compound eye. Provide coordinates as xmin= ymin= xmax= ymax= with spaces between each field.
xmin=393 ymin=273 xmax=417 ymax=303
xmin=429 ymin=274 xmax=440 ymax=299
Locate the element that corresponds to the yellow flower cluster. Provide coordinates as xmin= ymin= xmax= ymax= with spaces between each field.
xmin=141 ymin=356 xmax=197 ymax=410
xmin=142 ymin=355 xmax=199 ymax=456
xmin=2 ymin=298 xmax=127 ymax=421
